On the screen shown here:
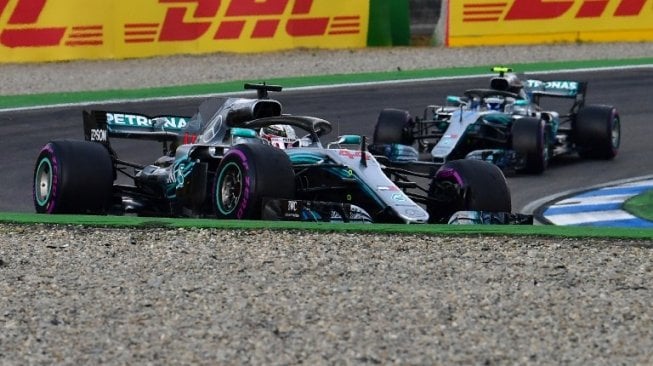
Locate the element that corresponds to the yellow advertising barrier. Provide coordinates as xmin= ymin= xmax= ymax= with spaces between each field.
xmin=0 ymin=0 xmax=369 ymax=63
xmin=447 ymin=0 xmax=653 ymax=47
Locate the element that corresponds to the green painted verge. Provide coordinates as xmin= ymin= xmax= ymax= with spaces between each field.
xmin=2 ymin=57 xmax=652 ymax=110
xmin=624 ymin=190 xmax=653 ymax=222
xmin=1 ymin=212 xmax=653 ymax=239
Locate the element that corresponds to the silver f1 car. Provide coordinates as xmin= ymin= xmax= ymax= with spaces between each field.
xmin=370 ymin=67 xmax=620 ymax=174
xmin=33 ymin=83 xmax=530 ymax=224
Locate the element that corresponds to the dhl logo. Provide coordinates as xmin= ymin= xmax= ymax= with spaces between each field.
xmin=125 ymin=0 xmax=361 ymax=43
xmin=0 ymin=0 xmax=103 ymax=47
xmin=0 ymin=0 xmax=361 ymax=48
xmin=462 ymin=0 xmax=649 ymax=22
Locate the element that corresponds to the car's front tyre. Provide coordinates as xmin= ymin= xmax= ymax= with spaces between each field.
xmin=511 ymin=117 xmax=548 ymax=174
xmin=373 ymin=108 xmax=414 ymax=146
xmin=427 ymin=159 xmax=511 ymax=223
xmin=213 ymin=144 xmax=295 ymax=220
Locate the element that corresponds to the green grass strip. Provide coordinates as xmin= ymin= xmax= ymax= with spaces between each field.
xmin=2 ymin=212 xmax=653 ymax=239
xmin=624 ymin=190 xmax=653 ymax=222
xmin=2 ymin=57 xmax=652 ymax=110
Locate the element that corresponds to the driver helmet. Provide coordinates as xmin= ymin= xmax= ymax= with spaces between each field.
xmin=485 ymin=97 xmax=503 ymax=111
xmin=259 ymin=124 xmax=298 ymax=149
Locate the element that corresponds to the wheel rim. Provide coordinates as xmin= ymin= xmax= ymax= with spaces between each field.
xmin=217 ymin=162 xmax=242 ymax=215
xmin=611 ymin=117 xmax=621 ymax=149
xmin=34 ymin=158 xmax=53 ymax=206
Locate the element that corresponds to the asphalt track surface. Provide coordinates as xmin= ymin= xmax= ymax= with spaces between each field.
xmin=1 ymin=68 xmax=651 ymax=215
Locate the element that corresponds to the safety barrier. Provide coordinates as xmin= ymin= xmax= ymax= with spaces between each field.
xmin=443 ymin=0 xmax=653 ymax=47
xmin=0 ymin=0 xmax=386 ymax=63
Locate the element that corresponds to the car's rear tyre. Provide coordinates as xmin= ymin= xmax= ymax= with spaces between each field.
xmin=33 ymin=140 xmax=114 ymax=214
xmin=575 ymin=105 xmax=620 ymax=159
xmin=427 ymin=159 xmax=511 ymax=223
xmin=213 ymin=144 xmax=295 ymax=220
xmin=373 ymin=108 xmax=414 ymax=146
xmin=511 ymin=117 xmax=548 ymax=174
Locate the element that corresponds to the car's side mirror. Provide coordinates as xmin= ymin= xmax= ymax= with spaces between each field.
xmin=446 ymin=96 xmax=467 ymax=107
xmin=338 ymin=135 xmax=362 ymax=145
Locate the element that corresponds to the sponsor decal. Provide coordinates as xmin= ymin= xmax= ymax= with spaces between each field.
xmin=283 ymin=200 xmax=300 ymax=218
xmin=106 ymin=112 xmax=188 ymax=130
xmin=89 ymin=128 xmax=107 ymax=142
xmin=338 ymin=149 xmax=373 ymax=160
xmin=168 ymin=159 xmax=195 ymax=190
xmin=153 ymin=0 xmax=363 ymax=42
xmin=287 ymin=200 xmax=298 ymax=212
xmin=377 ymin=185 xmax=400 ymax=192
xmin=175 ymin=163 xmax=186 ymax=187
xmin=404 ymin=208 xmax=426 ymax=218
xmin=527 ymin=80 xmax=579 ymax=90
xmin=461 ymin=0 xmax=648 ymax=22
xmin=168 ymin=160 xmax=185 ymax=185
xmin=391 ymin=193 xmax=406 ymax=202
xmin=449 ymin=0 xmax=653 ymax=46
xmin=0 ymin=0 xmax=101 ymax=48
xmin=0 ymin=0 xmax=368 ymax=62
xmin=201 ymin=114 xmax=223 ymax=143
xmin=237 ymin=176 xmax=250 ymax=219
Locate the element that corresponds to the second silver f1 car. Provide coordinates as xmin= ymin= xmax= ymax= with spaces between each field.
xmin=371 ymin=67 xmax=621 ymax=174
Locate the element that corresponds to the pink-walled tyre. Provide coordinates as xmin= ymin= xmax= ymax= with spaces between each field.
xmin=213 ymin=144 xmax=295 ymax=220
xmin=33 ymin=140 xmax=114 ymax=214
xmin=427 ymin=159 xmax=511 ymax=223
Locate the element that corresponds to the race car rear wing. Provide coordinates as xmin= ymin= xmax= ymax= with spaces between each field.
xmin=525 ymin=79 xmax=587 ymax=106
xmin=83 ymin=110 xmax=191 ymax=147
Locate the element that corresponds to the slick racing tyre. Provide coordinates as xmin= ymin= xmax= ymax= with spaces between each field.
xmin=33 ymin=140 xmax=114 ymax=214
xmin=427 ymin=159 xmax=511 ymax=223
xmin=575 ymin=105 xmax=620 ymax=160
xmin=511 ymin=117 xmax=548 ymax=174
xmin=373 ymin=108 xmax=414 ymax=146
xmin=213 ymin=144 xmax=295 ymax=220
